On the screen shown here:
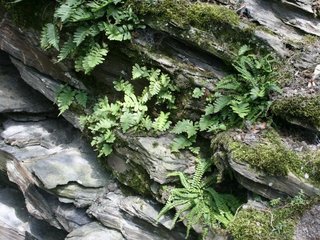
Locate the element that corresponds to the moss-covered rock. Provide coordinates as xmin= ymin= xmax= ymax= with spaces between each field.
xmin=130 ymin=0 xmax=268 ymax=59
xmin=213 ymin=128 xmax=320 ymax=187
xmin=228 ymin=196 xmax=320 ymax=240
xmin=214 ymin=129 xmax=303 ymax=176
xmin=272 ymin=95 xmax=320 ymax=131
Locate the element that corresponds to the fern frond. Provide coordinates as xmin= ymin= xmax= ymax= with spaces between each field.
xmin=75 ymin=91 xmax=88 ymax=108
xmin=213 ymin=96 xmax=231 ymax=113
xmin=171 ymin=120 xmax=198 ymax=139
xmin=58 ymin=37 xmax=77 ymax=62
xmin=81 ymin=43 xmax=108 ymax=74
xmin=41 ymin=23 xmax=60 ymax=50
xmin=56 ymin=86 xmax=75 ymax=115
xmin=152 ymin=111 xmax=171 ymax=131
xmin=170 ymin=135 xmax=193 ymax=152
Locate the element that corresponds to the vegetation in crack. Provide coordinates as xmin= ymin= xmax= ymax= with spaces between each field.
xmin=56 ymin=85 xmax=88 ymax=115
xmin=39 ymin=0 xmax=144 ymax=74
xmin=79 ymin=64 xmax=178 ymax=157
xmin=170 ymin=45 xmax=281 ymax=152
xmin=158 ymin=159 xmax=240 ymax=239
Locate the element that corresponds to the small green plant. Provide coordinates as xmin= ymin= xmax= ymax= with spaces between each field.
xmin=158 ymin=160 xmax=240 ymax=238
xmin=41 ymin=0 xmax=143 ymax=74
xmin=56 ymin=85 xmax=87 ymax=115
xmin=81 ymin=64 xmax=178 ymax=157
xmin=200 ymin=45 xmax=281 ymax=133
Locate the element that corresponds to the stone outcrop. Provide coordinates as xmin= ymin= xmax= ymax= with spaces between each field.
xmin=0 ymin=0 xmax=320 ymax=239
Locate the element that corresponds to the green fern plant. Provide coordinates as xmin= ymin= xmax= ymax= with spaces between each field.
xmin=199 ymin=45 xmax=281 ymax=133
xmin=41 ymin=0 xmax=143 ymax=74
xmin=158 ymin=159 xmax=240 ymax=239
xmin=56 ymin=85 xmax=88 ymax=115
xmin=81 ymin=65 xmax=178 ymax=157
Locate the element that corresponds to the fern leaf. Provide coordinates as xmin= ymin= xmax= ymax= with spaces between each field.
xmin=171 ymin=120 xmax=198 ymax=139
xmin=204 ymin=104 xmax=215 ymax=115
xmin=75 ymin=91 xmax=88 ymax=108
xmin=70 ymin=7 xmax=93 ymax=22
xmin=98 ymin=143 xmax=113 ymax=157
xmin=54 ymin=0 xmax=81 ymax=22
xmin=213 ymin=96 xmax=231 ymax=113
xmin=82 ymin=43 xmax=108 ymax=74
xmin=141 ymin=116 xmax=152 ymax=130
xmin=58 ymin=37 xmax=77 ymax=62
xmin=167 ymin=171 xmax=191 ymax=189
xmin=87 ymin=0 xmax=117 ymax=12
xmin=120 ymin=112 xmax=141 ymax=132
xmin=132 ymin=64 xmax=149 ymax=80
xmin=238 ymin=45 xmax=251 ymax=56
xmin=152 ymin=111 xmax=171 ymax=132
xmin=230 ymin=101 xmax=250 ymax=119
xmin=56 ymin=86 xmax=75 ymax=115
xmin=192 ymin=87 xmax=205 ymax=98
xmin=149 ymin=79 xmax=161 ymax=96
xmin=170 ymin=135 xmax=193 ymax=152
xmin=73 ymin=25 xmax=92 ymax=46
xmin=41 ymin=23 xmax=60 ymax=50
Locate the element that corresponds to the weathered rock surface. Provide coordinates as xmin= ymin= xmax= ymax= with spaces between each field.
xmin=0 ymin=54 xmax=54 ymax=113
xmin=87 ymin=191 xmax=188 ymax=240
xmin=0 ymin=0 xmax=320 ymax=239
xmin=295 ymin=203 xmax=320 ymax=240
xmin=0 ymin=53 xmax=189 ymax=239
xmin=0 ymin=186 xmax=66 ymax=240
xmin=66 ymin=222 xmax=124 ymax=240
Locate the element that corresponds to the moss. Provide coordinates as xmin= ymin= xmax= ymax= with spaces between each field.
xmin=303 ymin=35 xmax=319 ymax=45
xmin=272 ymin=95 xmax=320 ymax=130
xmin=113 ymin=162 xmax=152 ymax=196
xmin=129 ymin=0 xmax=264 ymax=58
xmin=228 ymin=196 xmax=319 ymax=240
xmin=228 ymin=130 xmax=302 ymax=176
xmin=0 ymin=0 xmax=54 ymax=29
xmin=131 ymin=0 xmax=240 ymax=28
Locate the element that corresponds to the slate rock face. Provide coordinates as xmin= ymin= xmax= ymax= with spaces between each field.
xmin=0 ymin=0 xmax=320 ymax=239
xmin=0 ymin=186 xmax=67 ymax=240
xmin=0 ymin=54 xmax=54 ymax=113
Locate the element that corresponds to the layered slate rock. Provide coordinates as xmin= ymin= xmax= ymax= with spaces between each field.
xmin=0 ymin=186 xmax=66 ymax=240
xmin=213 ymin=128 xmax=320 ymax=199
xmin=0 ymin=52 xmax=54 ymax=113
xmin=66 ymin=222 xmax=124 ymax=240
xmin=87 ymin=190 xmax=187 ymax=240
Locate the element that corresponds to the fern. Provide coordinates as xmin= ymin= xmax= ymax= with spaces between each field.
xmin=158 ymin=160 xmax=240 ymax=239
xmin=200 ymin=46 xmax=281 ymax=133
xmin=81 ymin=43 xmax=108 ymax=74
xmin=58 ymin=37 xmax=77 ymax=62
xmin=152 ymin=112 xmax=171 ymax=132
xmin=171 ymin=135 xmax=193 ymax=152
xmin=40 ymin=0 xmax=143 ymax=74
xmin=82 ymin=65 xmax=178 ymax=157
xmin=56 ymin=86 xmax=75 ymax=115
xmin=56 ymin=85 xmax=88 ymax=116
xmin=41 ymin=23 xmax=60 ymax=50
xmin=171 ymin=120 xmax=198 ymax=139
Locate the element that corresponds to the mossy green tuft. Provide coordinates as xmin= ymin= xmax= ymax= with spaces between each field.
xmin=272 ymin=95 xmax=320 ymax=130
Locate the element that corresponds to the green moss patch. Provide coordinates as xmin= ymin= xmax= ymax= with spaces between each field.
xmin=228 ymin=130 xmax=302 ymax=176
xmin=272 ymin=95 xmax=320 ymax=130
xmin=131 ymin=0 xmax=240 ymax=28
xmin=215 ymin=129 xmax=320 ymax=184
xmin=228 ymin=196 xmax=319 ymax=240
xmin=130 ymin=0 xmax=264 ymax=57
